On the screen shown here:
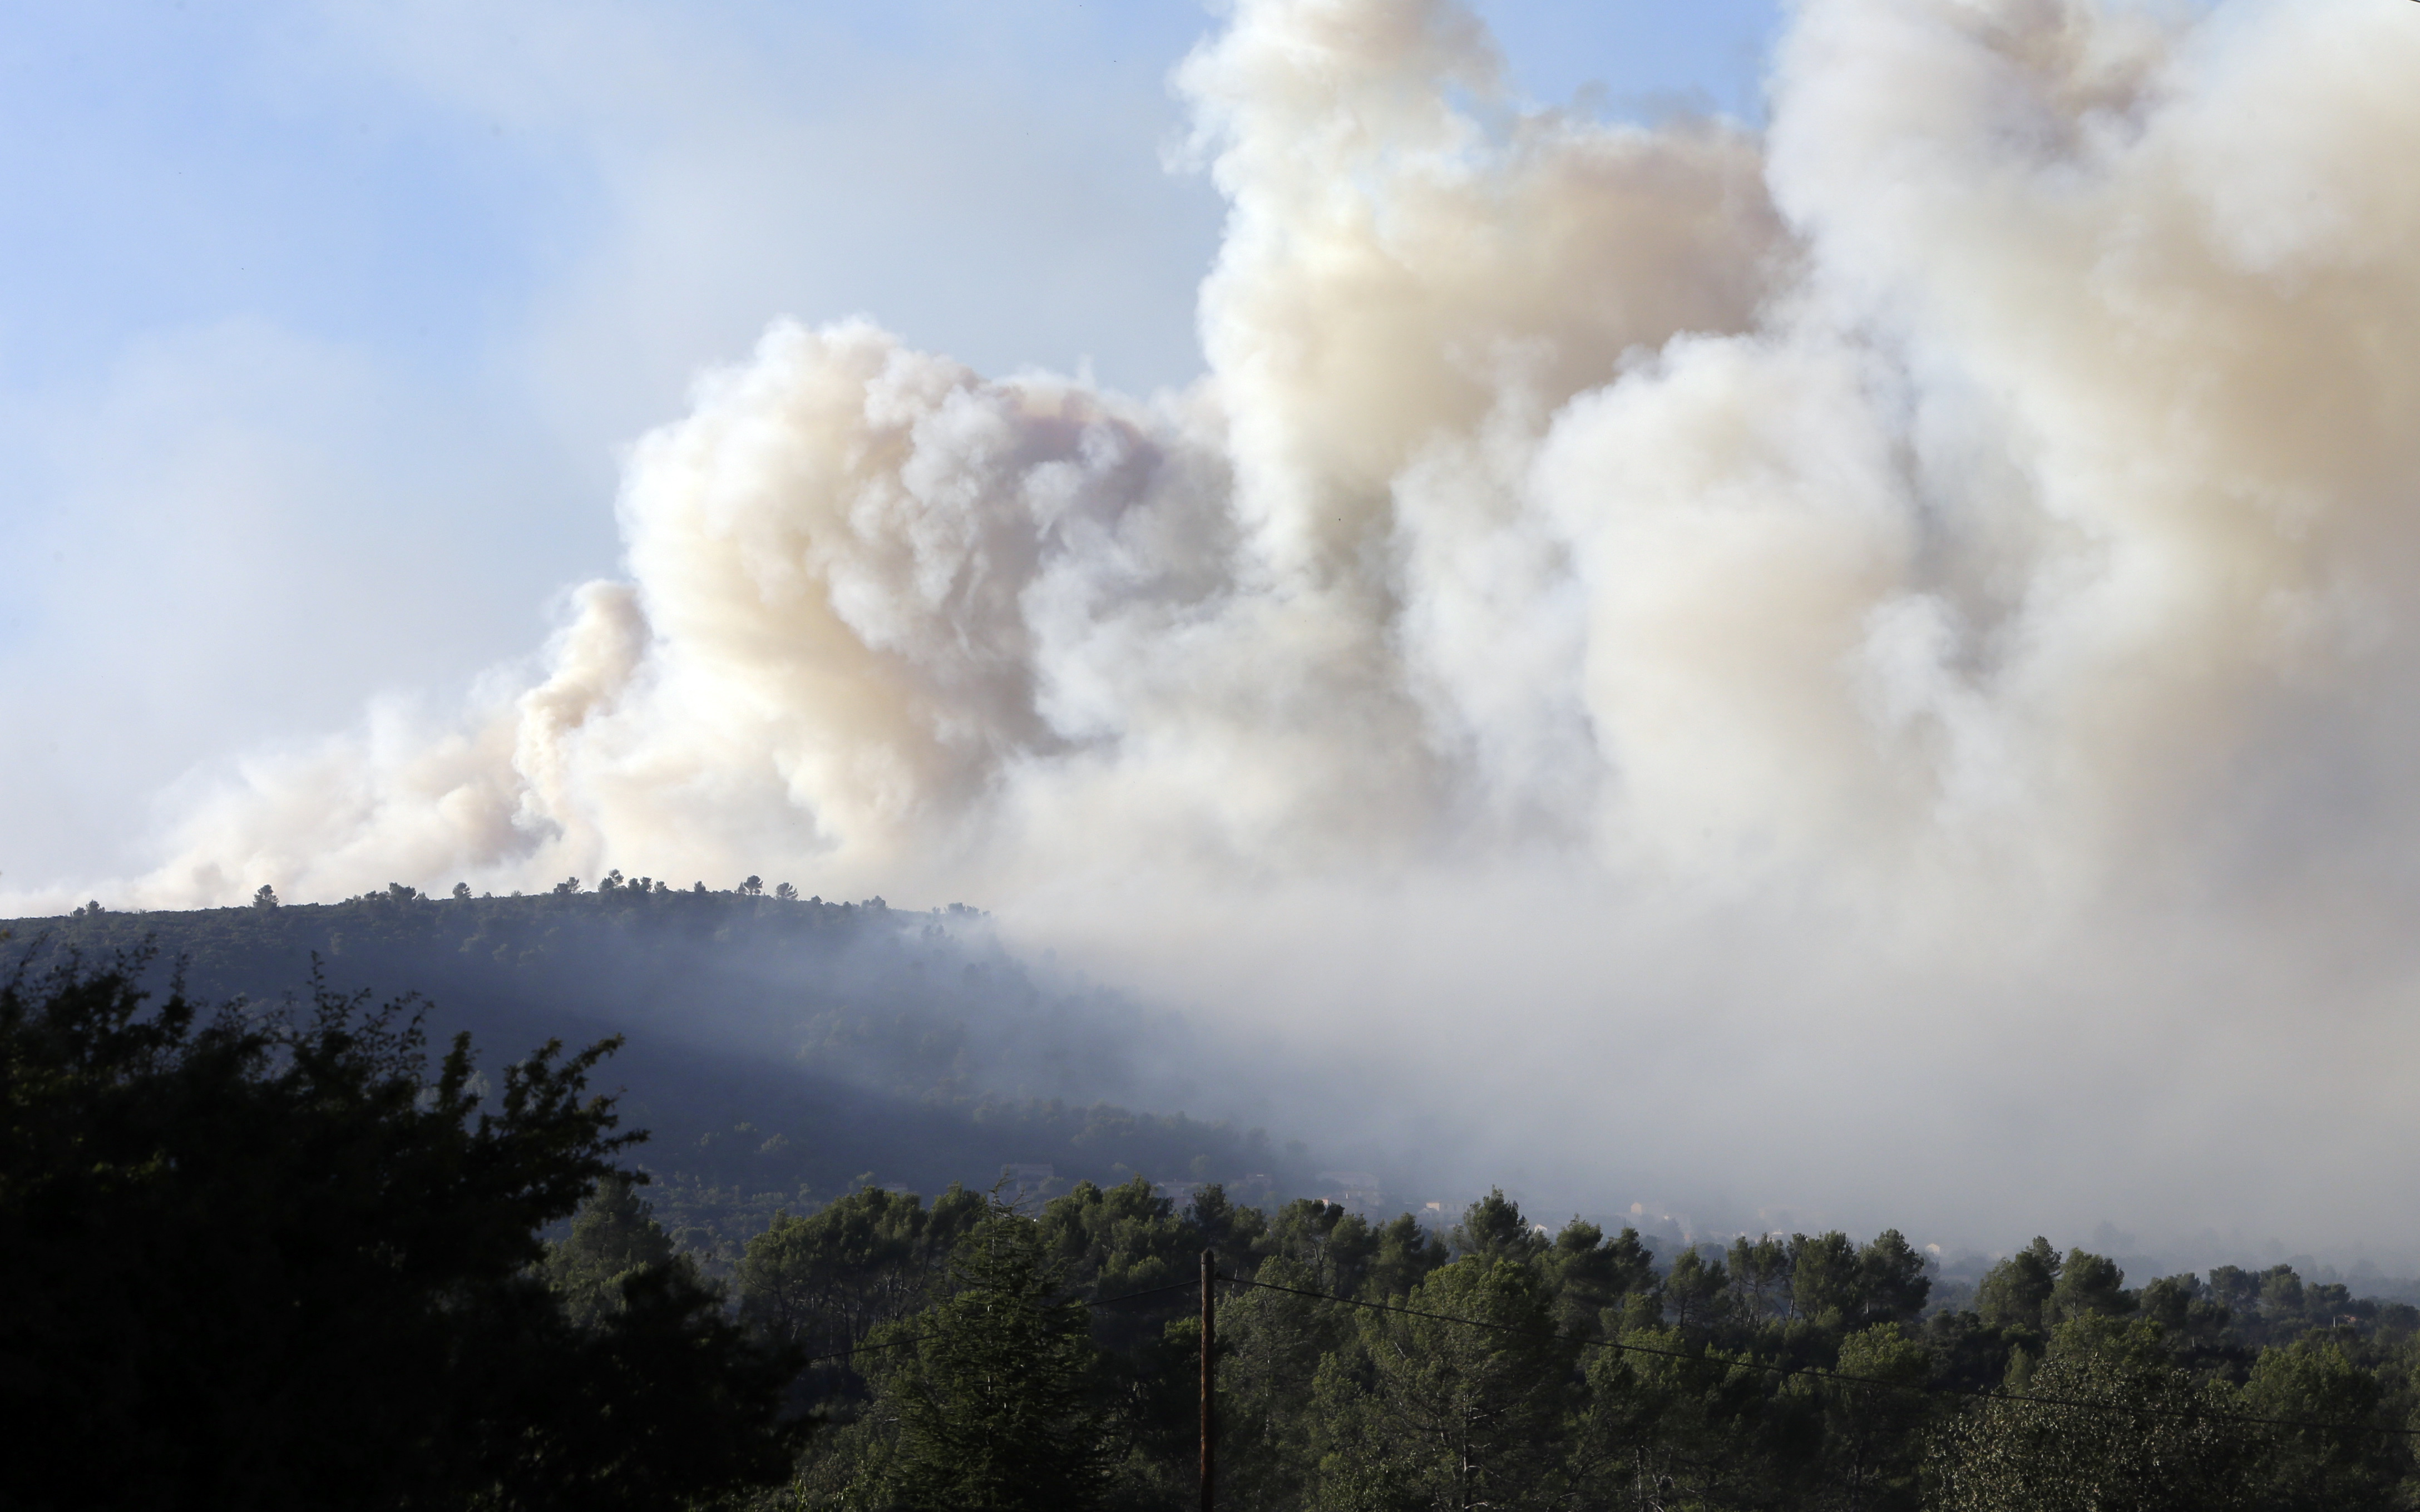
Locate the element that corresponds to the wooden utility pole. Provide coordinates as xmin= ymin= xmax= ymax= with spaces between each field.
xmin=1200 ymin=1247 xmax=1217 ymax=1512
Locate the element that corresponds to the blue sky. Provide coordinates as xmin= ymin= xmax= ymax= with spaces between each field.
xmin=0 ymin=0 xmax=1784 ymax=886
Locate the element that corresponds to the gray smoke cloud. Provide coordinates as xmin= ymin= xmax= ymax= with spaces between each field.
xmin=31 ymin=0 xmax=2420 ymax=1256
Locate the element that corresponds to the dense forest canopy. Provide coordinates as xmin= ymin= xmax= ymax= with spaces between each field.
xmin=12 ymin=901 xmax=2420 ymax=1508
xmin=529 ymin=1165 xmax=2420 ymax=1510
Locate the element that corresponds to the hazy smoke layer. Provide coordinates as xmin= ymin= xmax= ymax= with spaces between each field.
xmin=74 ymin=0 xmax=2420 ymax=1251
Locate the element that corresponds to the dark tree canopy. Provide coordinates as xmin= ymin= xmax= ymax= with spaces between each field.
xmin=859 ymin=1195 xmax=1114 ymax=1511
xmin=0 ymin=948 xmax=802 ymax=1511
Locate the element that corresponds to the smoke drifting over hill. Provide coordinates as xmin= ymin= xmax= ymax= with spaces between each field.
xmin=32 ymin=0 xmax=2420 ymax=1251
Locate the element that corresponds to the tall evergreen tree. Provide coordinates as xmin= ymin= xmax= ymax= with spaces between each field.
xmin=856 ymin=1197 xmax=1111 ymax=1511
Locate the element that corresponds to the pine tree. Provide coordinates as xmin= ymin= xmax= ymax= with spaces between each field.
xmin=544 ymin=1172 xmax=682 ymax=1327
xmin=860 ymin=1197 xmax=1110 ymax=1511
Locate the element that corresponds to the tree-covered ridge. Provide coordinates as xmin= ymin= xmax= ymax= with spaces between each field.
xmin=690 ymin=1172 xmax=2420 ymax=1510
xmin=8 ymin=886 xmax=1308 ymax=1239
xmin=24 ymin=881 xmax=1077 ymax=1109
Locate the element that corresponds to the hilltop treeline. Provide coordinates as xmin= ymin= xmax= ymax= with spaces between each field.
xmin=669 ymin=1171 xmax=2414 ymax=1510
xmin=10 ymin=883 xmax=1306 ymax=1236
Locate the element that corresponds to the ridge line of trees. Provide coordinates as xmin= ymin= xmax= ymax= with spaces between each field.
xmin=709 ymin=1174 xmax=2418 ymax=1509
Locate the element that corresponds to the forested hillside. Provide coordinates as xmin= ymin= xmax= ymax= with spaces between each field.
xmin=6 ymin=881 xmax=1303 ymax=1240
xmin=10 ymin=913 xmax=2420 ymax=1509
xmin=656 ymin=1170 xmax=2420 ymax=1509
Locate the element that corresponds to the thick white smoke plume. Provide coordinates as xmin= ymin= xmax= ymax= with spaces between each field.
xmin=72 ymin=0 xmax=2420 ymax=1249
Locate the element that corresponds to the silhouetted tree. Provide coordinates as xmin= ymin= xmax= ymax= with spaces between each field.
xmin=0 ymin=950 xmax=802 ymax=1510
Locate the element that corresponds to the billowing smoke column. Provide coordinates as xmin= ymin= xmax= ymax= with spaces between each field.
xmin=113 ymin=0 xmax=2420 ymax=1247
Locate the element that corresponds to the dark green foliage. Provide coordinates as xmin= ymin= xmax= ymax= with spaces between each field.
xmin=1261 ymin=1197 xmax=1376 ymax=1287
xmin=834 ymin=1184 xmax=2420 ymax=1510
xmin=1038 ymin=1174 xmax=1200 ymax=1301
xmin=1792 ymin=1230 xmax=1867 ymax=1327
xmin=1365 ymin=1210 xmax=1452 ymax=1300
xmin=478 ymin=1263 xmax=808 ymax=1512
xmin=545 ymin=1172 xmax=684 ymax=1326
xmin=1185 ymin=1179 xmax=1271 ymax=1277
xmin=1570 ymin=1323 xmax=1786 ymax=1507
xmin=2239 ymin=1338 xmax=2403 ymax=1510
xmin=1929 ymin=1320 xmax=2254 ymax=1512
xmin=1667 ymin=1244 xmax=1732 ymax=1328
xmin=1553 ymin=1217 xmax=1657 ymax=1333
xmin=1320 ymin=1255 xmax=1577 ymax=1508
xmin=1451 ymin=1185 xmax=1550 ymax=1263
xmin=1859 ymin=1230 xmax=1934 ymax=1326
xmin=1975 ymin=1236 xmax=2062 ymax=1335
xmin=1216 ymin=1253 xmax=1360 ymax=1511
xmin=856 ymin=1198 xmax=1114 ymax=1511
xmin=1819 ymin=1325 xmax=1938 ymax=1510
xmin=2046 ymin=1246 xmax=2134 ymax=1326
xmin=1729 ymin=1232 xmax=1792 ymax=1325
xmin=735 ymin=1184 xmax=982 ymax=1361
xmin=0 ymin=949 xmax=802 ymax=1511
